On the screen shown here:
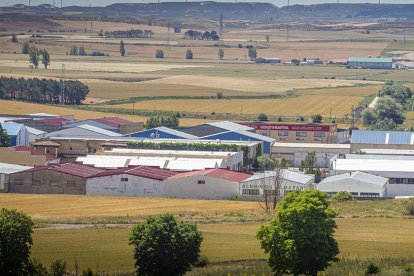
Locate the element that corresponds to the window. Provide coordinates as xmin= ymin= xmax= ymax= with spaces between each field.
xmin=278 ymin=131 xmax=289 ymax=136
xmin=198 ymin=180 xmax=205 ymax=184
xmin=296 ymin=132 xmax=307 ymax=137
xmin=314 ymin=132 xmax=325 ymax=137
xmin=121 ymin=178 xmax=129 ymax=182
xmin=242 ymin=189 xmax=260 ymax=196
xmin=260 ymin=131 xmax=270 ymax=136
xmin=278 ymin=138 xmax=288 ymax=141
xmin=360 ymin=192 xmax=380 ymax=198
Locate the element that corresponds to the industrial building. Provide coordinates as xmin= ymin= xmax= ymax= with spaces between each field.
xmin=318 ymin=171 xmax=389 ymax=198
xmin=272 ymin=142 xmax=350 ymax=168
xmin=240 ymin=169 xmax=314 ymax=198
xmin=0 ymin=146 xmax=60 ymax=167
xmin=44 ymin=124 xmax=123 ymax=139
xmin=127 ymin=126 xmax=199 ymax=139
xmin=0 ymin=122 xmax=29 ymax=146
xmin=240 ymin=122 xmax=341 ymax=144
xmin=0 ymin=163 xmax=32 ymax=193
xmin=351 ymin=130 xmax=414 ymax=152
xmin=347 ymin=57 xmax=393 ymax=69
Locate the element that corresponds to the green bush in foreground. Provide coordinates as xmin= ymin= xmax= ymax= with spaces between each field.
xmin=330 ymin=191 xmax=354 ymax=203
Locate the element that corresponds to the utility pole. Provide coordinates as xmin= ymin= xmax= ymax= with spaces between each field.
xmin=61 ymin=0 xmax=63 ymax=8
xmin=351 ymin=105 xmax=355 ymax=129
xmin=60 ymin=64 xmax=65 ymax=104
xmin=219 ymin=14 xmax=224 ymax=50
xmin=403 ymin=26 xmax=407 ymax=51
xmin=286 ymin=23 xmax=289 ymax=42
xmin=166 ymin=22 xmax=171 ymax=51
xmin=287 ymin=0 xmax=290 ymax=7
xmin=28 ymin=0 xmax=31 ymax=6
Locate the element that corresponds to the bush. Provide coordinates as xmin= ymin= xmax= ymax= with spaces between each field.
xmin=82 ymin=267 xmax=98 ymax=276
xmin=194 ymin=255 xmax=209 ymax=268
xmin=186 ymin=49 xmax=193 ymax=59
xmin=155 ymin=49 xmax=164 ymax=58
xmin=311 ymin=114 xmax=323 ymax=123
xmin=365 ymin=263 xmax=380 ymax=275
xmin=28 ymin=259 xmax=48 ymax=276
xmin=231 ymin=194 xmax=238 ymax=201
xmin=404 ymin=202 xmax=414 ymax=216
xmin=330 ymin=191 xmax=354 ymax=203
xmin=50 ymin=259 xmax=66 ymax=276
xmin=217 ymin=92 xmax=223 ymax=99
xmin=258 ymin=113 xmax=268 ymax=122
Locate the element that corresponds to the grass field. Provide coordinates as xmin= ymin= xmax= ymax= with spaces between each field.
xmin=103 ymin=85 xmax=380 ymax=117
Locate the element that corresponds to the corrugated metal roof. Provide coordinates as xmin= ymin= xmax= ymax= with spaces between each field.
xmin=167 ymin=158 xmax=224 ymax=171
xmin=77 ymin=156 xmax=130 ymax=168
xmin=348 ymin=57 xmax=393 ymax=63
xmin=91 ymin=166 xmax=181 ymax=181
xmin=14 ymin=146 xmax=59 ymax=162
xmin=0 ymin=162 xmax=32 ymax=174
xmin=319 ymin=171 xmax=388 ymax=186
xmin=351 ymin=130 xmax=414 ymax=145
xmin=203 ymin=129 xmax=275 ymax=143
xmin=154 ymin=127 xmax=199 ymax=139
xmin=13 ymin=162 xmax=105 ymax=178
xmin=25 ymin=126 xmax=46 ymax=135
xmin=78 ymin=125 xmax=123 ymax=137
xmin=94 ymin=117 xmax=133 ymax=127
xmin=26 ymin=113 xmax=57 ymax=117
xmin=129 ymin=157 xmax=170 ymax=168
xmin=62 ymin=120 xmax=118 ymax=131
xmin=208 ymin=121 xmax=254 ymax=132
xmin=167 ymin=168 xmax=252 ymax=182
xmin=243 ymin=169 xmax=314 ymax=184
xmin=1 ymin=122 xmax=23 ymax=136
xmin=333 ymin=159 xmax=414 ymax=173
xmin=273 ymin=142 xmax=350 ymax=149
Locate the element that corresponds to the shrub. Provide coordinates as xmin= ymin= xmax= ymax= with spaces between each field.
xmin=311 ymin=114 xmax=323 ymax=123
xmin=186 ymin=49 xmax=193 ymax=59
xmin=82 ymin=267 xmax=97 ymax=276
xmin=216 ymin=92 xmax=223 ymax=99
xmin=194 ymin=255 xmax=209 ymax=268
xmin=155 ymin=49 xmax=164 ymax=58
xmin=330 ymin=191 xmax=353 ymax=203
xmin=28 ymin=258 xmax=48 ymax=276
xmin=365 ymin=263 xmax=380 ymax=275
xmin=404 ymin=202 xmax=414 ymax=216
xmin=231 ymin=194 xmax=238 ymax=201
xmin=258 ymin=113 xmax=268 ymax=121
xmin=50 ymin=259 xmax=66 ymax=276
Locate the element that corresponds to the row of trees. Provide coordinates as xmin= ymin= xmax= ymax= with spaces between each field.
xmin=0 ymin=77 xmax=89 ymax=104
xmin=1 ymin=188 xmax=339 ymax=276
xmin=361 ymin=81 xmax=412 ymax=130
xmin=102 ymin=29 xmax=154 ymax=38
xmin=145 ymin=113 xmax=180 ymax=129
xmin=68 ymin=45 xmax=107 ymax=57
xmin=184 ymin=30 xmax=220 ymax=41
xmin=0 ymin=125 xmax=8 ymax=147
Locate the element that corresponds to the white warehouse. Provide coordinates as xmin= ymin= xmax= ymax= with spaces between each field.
xmin=318 ymin=171 xmax=389 ymax=198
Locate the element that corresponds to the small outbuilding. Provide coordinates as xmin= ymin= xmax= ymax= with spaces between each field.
xmin=0 ymin=163 xmax=32 ymax=193
xmin=317 ymin=171 xmax=388 ymax=198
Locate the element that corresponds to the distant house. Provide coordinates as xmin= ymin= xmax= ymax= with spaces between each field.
xmin=0 ymin=146 xmax=60 ymax=167
xmin=0 ymin=122 xmax=29 ymax=146
xmin=255 ymin=57 xmax=281 ymax=64
xmin=318 ymin=171 xmax=389 ymax=198
xmin=347 ymin=57 xmax=393 ymax=69
xmin=0 ymin=163 xmax=32 ymax=193
xmin=328 ymin=59 xmax=348 ymax=65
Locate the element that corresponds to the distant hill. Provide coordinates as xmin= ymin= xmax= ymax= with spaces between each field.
xmin=1 ymin=2 xmax=414 ymax=21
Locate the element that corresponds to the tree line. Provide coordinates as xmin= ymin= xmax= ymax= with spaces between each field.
xmin=361 ymin=81 xmax=413 ymax=130
xmin=68 ymin=45 xmax=107 ymax=57
xmin=0 ymin=77 xmax=89 ymax=104
xmin=102 ymin=29 xmax=154 ymax=38
xmin=145 ymin=113 xmax=180 ymax=129
xmin=184 ymin=30 xmax=220 ymax=41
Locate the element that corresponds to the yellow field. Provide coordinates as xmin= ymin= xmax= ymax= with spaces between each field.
xmin=0 ymin=100 xmax=215 ymax=127
xmin=105 ymin=86 xmax=379 ymax=117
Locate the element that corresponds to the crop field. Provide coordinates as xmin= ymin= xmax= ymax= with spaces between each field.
xmin=104 ymin=85 xmax=380 ymax=117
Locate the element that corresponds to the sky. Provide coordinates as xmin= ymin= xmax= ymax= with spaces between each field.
xmin=1 ymin=0 xmax=413 ymax=8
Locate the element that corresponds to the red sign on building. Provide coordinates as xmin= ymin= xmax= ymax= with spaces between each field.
xmin=242 ymin=123 xmax=332 ymax=132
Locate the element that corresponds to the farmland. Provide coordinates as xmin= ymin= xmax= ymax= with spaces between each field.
xmin=2 ymin=194 xmax=414 ymax=273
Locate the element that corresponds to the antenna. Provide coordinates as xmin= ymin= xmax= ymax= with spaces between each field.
xmin=60 ymin=64 xmax=65 ymax=104
xmin=90 ymin=20 xmax=93 ymax=34
xmin=286 ymin=23 xmax=289 ymax=42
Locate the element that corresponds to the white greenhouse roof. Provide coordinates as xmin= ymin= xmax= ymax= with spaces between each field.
xmin=77 ymin=156 xmax=130 ymax=168
xmin=78 ymin=124 xmax=122 ymax=137
xmin=320 ymin=171 xmax=388 ymax=186
xmin=208 ymin=121 xmax=254 ymax=132
xmin=332 ymin=159 xmax=414 ymax=173
xmin=167 ymin=158 xmax=224 ymax=171
xmin=0 ymin=162 xmax=32 ymax=174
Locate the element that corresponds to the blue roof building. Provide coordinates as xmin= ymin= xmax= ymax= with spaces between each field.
xmin=126 ymin=127 xmax=199 ymax=140
xmin=351 ymin=130 xmax=414 ymax=152
xmin=0 ymin=122 xmax=29 ymax=146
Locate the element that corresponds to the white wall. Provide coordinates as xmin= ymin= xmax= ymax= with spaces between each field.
xmin=388 ymin=184 xmax=414 ymax=197
xmin=164 ymin=176 xmax=239 ymax=200
xmin=317 ymin=179 xmax=387 ymax=197
xmin=240 ymin=178 xmax=308 ymax=197
xmin=86 ymin=174 xmax=163 ymax=196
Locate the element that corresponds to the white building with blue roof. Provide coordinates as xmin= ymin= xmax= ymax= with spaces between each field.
xmin=0 ymin=122 xmax=29 ymax=146
xmin=351 ymin=130 xmax=414 ymax=152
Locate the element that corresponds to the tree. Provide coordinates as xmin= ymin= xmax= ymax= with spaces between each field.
xmin=145 ymin=113 xmax=180 ymax=129
xmin=258 ymin=113 xmax=268 ymax=121
xmin=22 ymin=41 xmax=30 ymax=54
xmin=11 ymin=34 xmax=18 ymax=43
xmin=27 ymin=258 xmax=48 ymax=276
xmin=257 ymin=156 xmax=278 ymax=172
xmin=374 ymin=97 xmax=405 ymax=125
xmin=369 ymin=118 xmax=397 ymax=131
xmin=129 ymin=214 xmax=203 ymax=276
xmin=0 ymin=208 xmax=34 ymax=275
xmin=265 ymin=34 xmax=270 ymax=43
xmin=50 ymin=259 xmax=66 ymax=276
xmin=29 ymin=46 xmax=40 ymax=68
xmin=300 ymin=152 xmax=318 ymax=175
xmin=378 ymin=80 xmax=412 ymax=104
xmin=361 ymin=108 xmax=376 ymax=125
xmin=0 ymin=124 xmax=9 ymax=147
xmin=257 ymin=160 xmax=285 ymax=211
xmin=120 ymin=40 xmax=125 ymax=57
xmin=218 ymin=48 xmax=224 ymax=60
xmin=155 ymin=49 xmax=164 ymax=59
xmin=311 ymin=114 xmax=322 ymax=123
xmin=248 ymin=47 xmax=257 ymax=61
xmin=186 ymin=49 xmax=193 ymax=60
xmin=69 ymin=45 xmax=78 ymax=56
xmin=79 ymin=45 xmax=87 ymax=56
xmin=257 ymin=190 xmax=339 ymax=276
xmin=40 ymin=49 xmax=50 ymax=69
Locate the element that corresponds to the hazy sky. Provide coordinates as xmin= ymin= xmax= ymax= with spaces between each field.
xmin=1 ymin=0 xmax=413 ymax=8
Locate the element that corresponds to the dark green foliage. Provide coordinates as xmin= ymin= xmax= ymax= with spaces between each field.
xmin=258 ymin=113 xmax=268 ymax=121
xmin=194 ymin=255 xmax=209 ymax=268
xmin=379 ymin=80 xmax=413 ymax=104
xmin=174 ymin=26 xmax=181 ymax=33
xmin=257 ymin=191 xmax=339 ymax=276
xmin=120 ymin=40 xmax=126 ymax=57
xmin=155 ymin=49 xmax=164 ymax=58
xmin=129 ymin=214 xmax=203 ymax=276
xmin=403 ymin=201 xmax=414 ymax=216
xmin=186 ymin=49 xmax=193 ymax=59
xmin=365 ymin=263 xmax=380 ymax=275
xmin=27 ymin=259 xmax=49 ymax=276
xmin=69 ymin=45 xmax=78 ymax=56
xmin=0 ymin=208 xmax=34 ymax=276
xmin=22 ymin=41 xmax=30 ymax=54
xmin=11 ymin=34 xmax=18 ymax=43
xmin=50 ymin=259 xmax=66 ymax=276
xmin=0 ymin=77 xmax=89 ymax=104
xmin=265 ymin=35 xmax=270 ymax=42
xmin=361 ymin=108 xmax=376 ymax=125
xmin=330 ymin=191 xmax=354 ymax=203
xmin=104 ymin=29 xmax=153 ymax=38
xmin=248 ymin=47 xmax=257 ymax=60
xmin=78 ymin=46 xmax=87 ymax=56
xmin=311 ymin=114 xmax=323 ymax=123
xmin=145 ymin=113 xmax=179 ymax=129
xmin=300 ymin=152 xmax=319 ymax=175
xmin=184 ymin=30 xmax=219 ymax=40
xmin=218 ymin=48 xmax=224 ymax=60
xmin=29 ymin=46 xmax=40 ymax=68
xmin=257 ymin=156 xmax=277 ymax=171
xmin=0 ymin=124 xmax=9 ymax=147
xmin=40 ymin=49 xmax=51 ymax=69
xmin=81 ymin=267 xmax=97 ymax=276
